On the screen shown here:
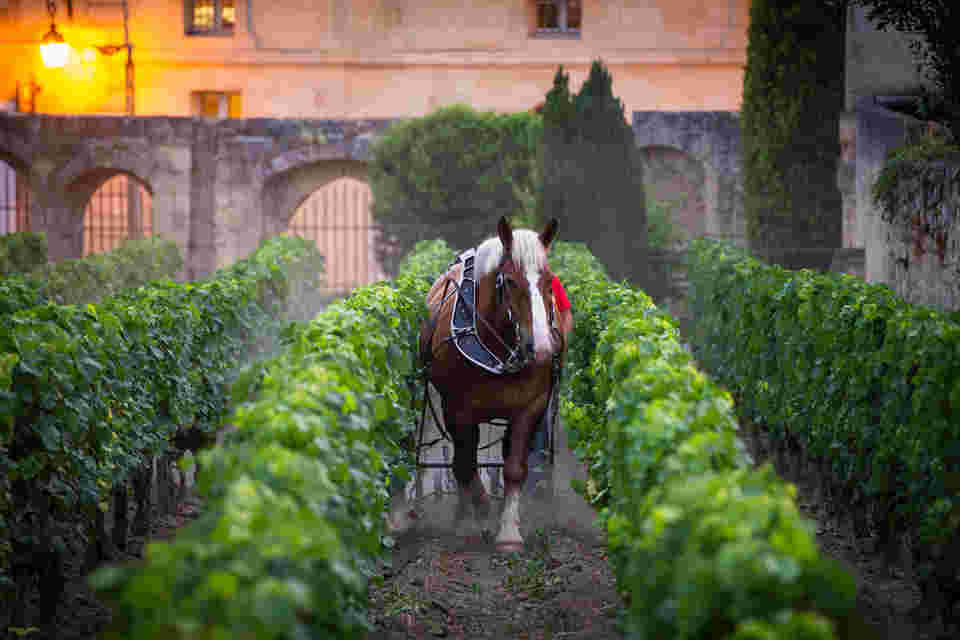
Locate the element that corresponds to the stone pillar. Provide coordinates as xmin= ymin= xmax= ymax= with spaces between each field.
xmin=34 ymin=191 xmax=83 ymax=262
xmin=152 ymin=182 xmax=189 ymax=279
xmin=213 ymin=136 xmax=266 ymax=270
xmin=189 ymin=121 xmax=218 ymax=280
xmin=855 ymin=97 xmax=914 ymax=285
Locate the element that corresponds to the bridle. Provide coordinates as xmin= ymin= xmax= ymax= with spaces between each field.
xmin=494 ymin=257 xmax=562 ymax=373
xmin=423 ymin=248 xmax=561 ymax=377
xmin=494 ymin=259 xmax=531 ymax=374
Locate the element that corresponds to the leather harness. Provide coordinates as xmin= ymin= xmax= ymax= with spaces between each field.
xmin=450 ymin=248 xmax=528 ymax=375
xmin=415 ymin=246 xmax=566 ymax=463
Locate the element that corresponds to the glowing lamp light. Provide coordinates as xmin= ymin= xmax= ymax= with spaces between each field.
xmin=40 ymin=25 xmax=68 ymax=69
xmin=82 ymin=48 xmax=97 ymax=63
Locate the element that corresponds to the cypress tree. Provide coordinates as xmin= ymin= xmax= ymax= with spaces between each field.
xmin=539 ymin=61 xmax=647 ymax=282
xmin=742 ymin=0 xmax=846 ymax=270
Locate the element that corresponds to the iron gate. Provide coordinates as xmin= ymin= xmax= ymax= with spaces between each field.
xmin=83 ymin=174 xmax=153 ymax=256
xmin=0 ymin=160 xmax=31 ymax=234
xmin=286 ymin=177 xmax=387 ymax=297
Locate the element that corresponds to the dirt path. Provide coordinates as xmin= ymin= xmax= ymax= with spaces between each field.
xmin=368 ymin=491 xmax=622 ymax=640
xmin=369 ymin=399 xmax=626 ymax=640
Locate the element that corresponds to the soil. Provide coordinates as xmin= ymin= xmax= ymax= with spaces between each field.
xmin=9 ymin=495 xmax=206 ymax=640
xmin=368 ymin=488 xmax=623 ymax=640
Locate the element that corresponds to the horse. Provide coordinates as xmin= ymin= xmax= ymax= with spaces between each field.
xmin=419 ymin=216 xmax=565 ymax=553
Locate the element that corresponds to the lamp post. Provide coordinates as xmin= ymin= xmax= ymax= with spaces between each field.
xmin=39 ymin=0 xmax=135 ymax=116
xmin=89 ymin=1 xmax=135 ymax=116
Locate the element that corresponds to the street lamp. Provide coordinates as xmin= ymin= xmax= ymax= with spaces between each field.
xmin=89 ymin=0 xmax=135 ymax=115
xmin=39 ymin=0 xmax=68 ymax=69
xmin=39 ymin=0 xmax=135 ymax=115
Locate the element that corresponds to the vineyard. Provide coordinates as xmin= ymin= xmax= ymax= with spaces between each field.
xmin=687 ymin=238 xmax=960 ymax=633
xmin=3 ymin=231 xmax=957 ymax=639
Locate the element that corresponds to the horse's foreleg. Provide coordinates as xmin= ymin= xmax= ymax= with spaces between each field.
xmin=450 ymin=416 xmax=491 ymax=529
xmin=496 ymin=402 xmax=547 ymax=553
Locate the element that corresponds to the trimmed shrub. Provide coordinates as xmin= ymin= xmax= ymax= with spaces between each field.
xmin=0 ymin=232 xmax=47 ymax=277
xmin=369 ymin=105 xmax=542 ymax=274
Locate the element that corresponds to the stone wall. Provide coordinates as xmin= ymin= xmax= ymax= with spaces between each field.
xmin=845 ymin=5 xmax=929 ymax=112
xmin=633 ymin=110 xmax=745 ymax=247
xmin=1 ymin=112 xmax=746 ymax=285
xmin=0 ymin=114 xmax=395 ymax=279
xmin=879 ymin=155 xmax=960 ymax=313
xmin=855 ymin=97 xmax=928 ymax=286
xmin=849 ymin=96 xmax=960 ymax=311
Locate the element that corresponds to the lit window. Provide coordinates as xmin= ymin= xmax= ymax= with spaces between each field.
xmin=187 ymin=0 xmax=235 ymax=35
xmin=536 ymin=0 xmax=581 ymax=34
xmin=193 ymin=91 xmax=242 ymax=118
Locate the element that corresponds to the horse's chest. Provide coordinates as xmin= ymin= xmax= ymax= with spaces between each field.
xmin=431 ymin=360 xmax=549 ymax=414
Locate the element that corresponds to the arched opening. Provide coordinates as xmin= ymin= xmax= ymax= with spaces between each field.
xmin=82 ymin=173 xmax=153 ymax=256
xmin=0 ymin=157 xmax=32 ymax=234
xmin=637 ymin=146 xmax=707 ymax=249
xmin=285 ymin=176 xmax=386 ymax=297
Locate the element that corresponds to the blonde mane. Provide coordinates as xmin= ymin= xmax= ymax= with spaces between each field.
xmin=475 ymin=229 xmax=547 ymax=278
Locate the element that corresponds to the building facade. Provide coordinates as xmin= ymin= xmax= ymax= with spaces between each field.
xmin=1 ymin=1 xmax=749 ymax=118
xmin=0 ymin=1 xmax=750 ymax=293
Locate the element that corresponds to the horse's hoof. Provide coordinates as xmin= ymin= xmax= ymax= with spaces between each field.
xmin=495 ymin=540 xmax=524 ymax=554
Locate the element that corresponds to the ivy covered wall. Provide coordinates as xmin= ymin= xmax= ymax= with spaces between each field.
xmin=872 ymin=131 xmax=960 ymax=312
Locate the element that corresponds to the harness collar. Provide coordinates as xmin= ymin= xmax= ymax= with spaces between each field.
xmin=450 ymin=248 xmax=526 ymax=375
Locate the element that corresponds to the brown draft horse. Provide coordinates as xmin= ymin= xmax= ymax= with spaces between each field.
xmin=420 ymin=216 xmax=564 ymax=552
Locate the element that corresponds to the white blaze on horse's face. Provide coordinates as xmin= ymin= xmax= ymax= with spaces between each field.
xmin=527 ymin=266 xmax=552 ymax=365
xmin=483 ymin=219 xmax=558 ymax=369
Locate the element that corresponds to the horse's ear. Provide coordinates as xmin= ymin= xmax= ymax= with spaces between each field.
xmin=498 ymin=216 xmax=513 ymax=255
xmin=540 ymin=218 xmax=559 ymax=252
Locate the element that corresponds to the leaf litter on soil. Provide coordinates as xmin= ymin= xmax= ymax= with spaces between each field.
xmin=368 ymin=485 xmax=625 ymax=640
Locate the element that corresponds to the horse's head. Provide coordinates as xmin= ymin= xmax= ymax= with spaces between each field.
xmin=486 ymin=216 xmax=559 ymax=369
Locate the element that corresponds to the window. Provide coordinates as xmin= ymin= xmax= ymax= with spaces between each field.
xmin=192 ymin=91 xmax=242 ymax=118
xmin=536 ymin=0 xmax=581 ymax=35
xmin=186 ymin=0 xmax=235 ymax=35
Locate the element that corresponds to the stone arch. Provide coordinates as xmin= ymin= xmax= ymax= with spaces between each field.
xmin=632 ymin=111 xmax=743 ymax=246
xmin=262 ymin=158 xmax=384 ymax=296
xmin=637 ymin=145 xmax=707 ymax=247
xmin=261 ymin=158 xmax=369 ymax=235
xmin=64 ymin=167 xmax=154 ymax=258
xmin=54 ymin=143 xmax=157 ymax=195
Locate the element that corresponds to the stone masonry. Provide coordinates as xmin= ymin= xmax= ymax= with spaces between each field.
xmin=0 ymin=114 xmax=395 ymax=279
xmin=1 ymin=112 xmax=744 ymax=280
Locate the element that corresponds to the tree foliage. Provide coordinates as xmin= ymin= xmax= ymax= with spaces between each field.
xmin=368 ymin=105 xmax=542 ymax=275
xmin=538 ymin=61 xmax=647 ymax=283
xmin=853 ymin=0 xmax=960 ymax=134
xmin=741 ymin=0 xmax=845 ymax=270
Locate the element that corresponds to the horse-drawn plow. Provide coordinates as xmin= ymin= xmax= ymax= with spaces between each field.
xmin=409 ymin=377 xmax=559 ymax=499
